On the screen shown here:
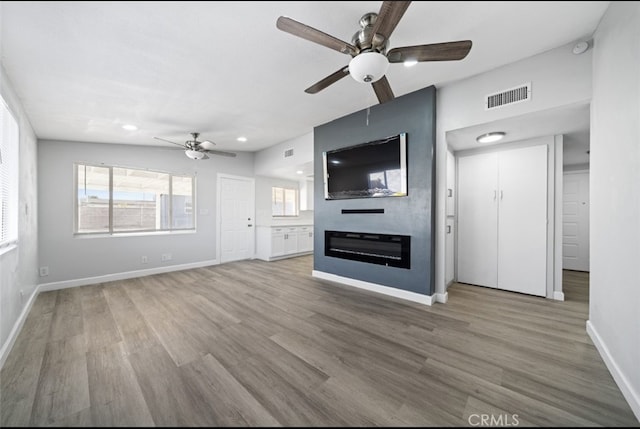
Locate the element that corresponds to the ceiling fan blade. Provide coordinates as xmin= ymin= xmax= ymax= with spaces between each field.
xmin=153 ymin=136 xmax=185 ymax=148
xmin=199 ymin=140 xmax=216 ymax=150
xmin=305 ymin=66 xmax=350 ymax=94
xmin=205 ymin=149 xmax=237 ymax=158
xmin=200 ymin=153 xmax=210 ymax=160
xmin=277 ymin=16 xmax=357 ymax=56
xmin=371 ymin=1 xmax=411 ymax=41
xmin=387 ymin=40 xmax=472 ymax=63
xmin=372 ymin=76 xmax=394 ymax=104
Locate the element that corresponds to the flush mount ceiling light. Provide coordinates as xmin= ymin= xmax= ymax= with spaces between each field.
xmin=122 ymin=124 xmax=138 ymax=131
xmin=185 ymin=149 xmax=205 ymax=160
xmin=349 ymin=51 xmax=389 ymax=83
xmin=237 ymin=136 xmax=248 ymax=142
xmin=476 ymin=132 xmax=506 ymax=144
xmin=572 ymin=41 xmax=589 ymax=55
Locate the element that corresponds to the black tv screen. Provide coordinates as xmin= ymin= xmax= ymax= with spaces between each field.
xmin=323 ymin=132 xmax=407 ymax=200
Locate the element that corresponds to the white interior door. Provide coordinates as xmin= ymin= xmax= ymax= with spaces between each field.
xmin=219 ymin=175 xmax=255 ymax=263
xmin=497 ymin=145 xmax=548 ymax=297
xmin=563 ymin=172 xmax=590 ymax=271
xmin=457 ymin=152 xmax=499 ymax=288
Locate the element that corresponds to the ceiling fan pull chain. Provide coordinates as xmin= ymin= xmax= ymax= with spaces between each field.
xmin=366 ymin=105 xmax=370 ymax=126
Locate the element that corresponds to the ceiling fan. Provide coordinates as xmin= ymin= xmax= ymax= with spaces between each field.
xmin=276 ymin=1 xmax=472 ymax=104
xmin=153 ymin=132 xmax=237 ymax=159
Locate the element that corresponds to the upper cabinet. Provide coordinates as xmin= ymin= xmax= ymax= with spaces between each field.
xmin=299 ymin=178 xmax=314 ymax=211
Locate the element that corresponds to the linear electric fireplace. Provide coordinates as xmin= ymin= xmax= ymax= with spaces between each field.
xmin=325 ymin=230 xmax=411 ymax=269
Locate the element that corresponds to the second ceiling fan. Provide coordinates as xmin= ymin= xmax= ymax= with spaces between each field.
xmin=153 ymin=132 xmax=236 ymax=160
xmin=276 ymin=1 xmax=472 ymax=104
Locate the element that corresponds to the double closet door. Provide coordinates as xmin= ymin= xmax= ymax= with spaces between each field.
xmin=457 ymin=145 xmax=548 ymax=297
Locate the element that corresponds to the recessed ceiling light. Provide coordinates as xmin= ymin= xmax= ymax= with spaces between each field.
xmin=403 ymin=59 xmax=418 ymax=67
xmin=476 ymin=132 xmax=506 ymax=144
xmin=237 ymin=136 xmax=247 ymax=142
xmin=122 ymin=124 xmax=138 ymax=131
xmin=296 ymin=170 xmax=304 ymax=175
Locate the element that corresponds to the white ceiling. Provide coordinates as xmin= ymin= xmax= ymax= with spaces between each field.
xmin=1 ymin=1 xmax=608 ymax=157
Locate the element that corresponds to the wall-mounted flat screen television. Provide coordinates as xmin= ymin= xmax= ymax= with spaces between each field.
xmin=323 ymin=132 xmax=407 ymax=200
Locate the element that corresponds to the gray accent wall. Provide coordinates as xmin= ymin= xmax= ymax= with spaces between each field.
xmin=313 ymin=86 xmax=436 ymax=295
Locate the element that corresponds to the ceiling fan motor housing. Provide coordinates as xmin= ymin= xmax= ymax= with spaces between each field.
xmin=352 ymin=12 xmax=388 ymax=54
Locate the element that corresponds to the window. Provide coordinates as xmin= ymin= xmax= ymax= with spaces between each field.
xmin=1 ymin=96 xmax=19 ymax=249
xmin=75 ymin=163 xmax=195 ymax=234
xmin=272 ymin=186 xmax=298 ymax=217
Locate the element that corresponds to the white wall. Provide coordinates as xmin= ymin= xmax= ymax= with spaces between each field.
xmin=37 ymin=140 xmax=254 ymax=285
xmin=255 ymin=176 xmax=313 ymax=227
xmin=445 ymin=149 xmax=455 ymax=287
xmin=588 ymin=1 xmax=640 ymax=420
xmin=436 ymin=40 xmax=593 ymax=296
xmin=0 ymin=67 xmax=39 ymax=366
xmin=253 ymin=131 xmax=313 ymax=179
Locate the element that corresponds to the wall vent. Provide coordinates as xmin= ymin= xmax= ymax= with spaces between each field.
xmin=284 ymin=148 xmax=294 ymax=158
xmin=485 ymin=82 xmax=531 ymax=110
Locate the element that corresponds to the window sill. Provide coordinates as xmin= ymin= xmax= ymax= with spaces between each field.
xmin=0 ymin=242 xmax=18 ymax=257
xmin=74 ymin=229 xmax=196 ymax=239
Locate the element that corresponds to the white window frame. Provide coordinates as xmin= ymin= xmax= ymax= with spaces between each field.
xmin=271 ymin=186 xmax=299 ymax=217
xmin=74 ymin=163 xmax=196 ymax=236
xmin=0 ymin=95 xmax=19 ymax=251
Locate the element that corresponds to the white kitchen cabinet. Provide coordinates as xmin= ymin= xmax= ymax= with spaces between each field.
xmin=457 ymin=145 xmax=548 ymax=297
xmin=256 ymin=225 xmax=314 ymax=261
xmin=299 ymin=179 xmax=314 ymax=211
xmin=283 ymin=227 xmax=299 ymax=255
xmin=271 ymin=228 xmax=285 ymax=258
xmin=297 ymin=226 xmax=314 ymax=253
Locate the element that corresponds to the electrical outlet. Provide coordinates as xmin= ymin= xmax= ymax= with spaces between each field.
xmin=39 ymin=266 xmax=49 ymax=277
xmin=141 ymin=256 xmax=148 ymax=264
xmin=161 ymin=253 xmax=172 ymax=262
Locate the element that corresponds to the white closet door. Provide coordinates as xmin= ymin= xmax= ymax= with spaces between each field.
xmin=497 ymin=145 xmax=548 ymax=296
xmin=457 ymin=152 xmax=499 ymax=288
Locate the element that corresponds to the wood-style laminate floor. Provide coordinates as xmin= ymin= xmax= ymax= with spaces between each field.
xmin=1 ymin=256 xmax=638 ymax=427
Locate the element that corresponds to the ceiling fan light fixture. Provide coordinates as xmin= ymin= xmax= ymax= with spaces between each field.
xmin=476 ymin=132 xmax=506 ymax=144
xmin=349 ymin=52 xmax=389 ymax=83
xmin=185 ymin=149 xmax=205 ymax=160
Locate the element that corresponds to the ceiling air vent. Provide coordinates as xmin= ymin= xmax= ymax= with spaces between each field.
xmin=284 ymin=148 xmax=294 ymax=158
xmin=485 ymin=82 xmax=531 ymax=110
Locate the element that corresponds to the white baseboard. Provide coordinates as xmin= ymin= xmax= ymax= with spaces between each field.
xmin=312 ymin=270 xmax=434 ymax=306
xmin=435 ymin=291 xmax=449 ymax=304
xmin=587 ymin=320 xmax=640 ymax=421
xmin=38 ymin=259 xmax=218 ymax=292
xmin=553 ymin=291 xmax=565 ymax=301
xmin=0 ymin=287 xmax=39 ymax=369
